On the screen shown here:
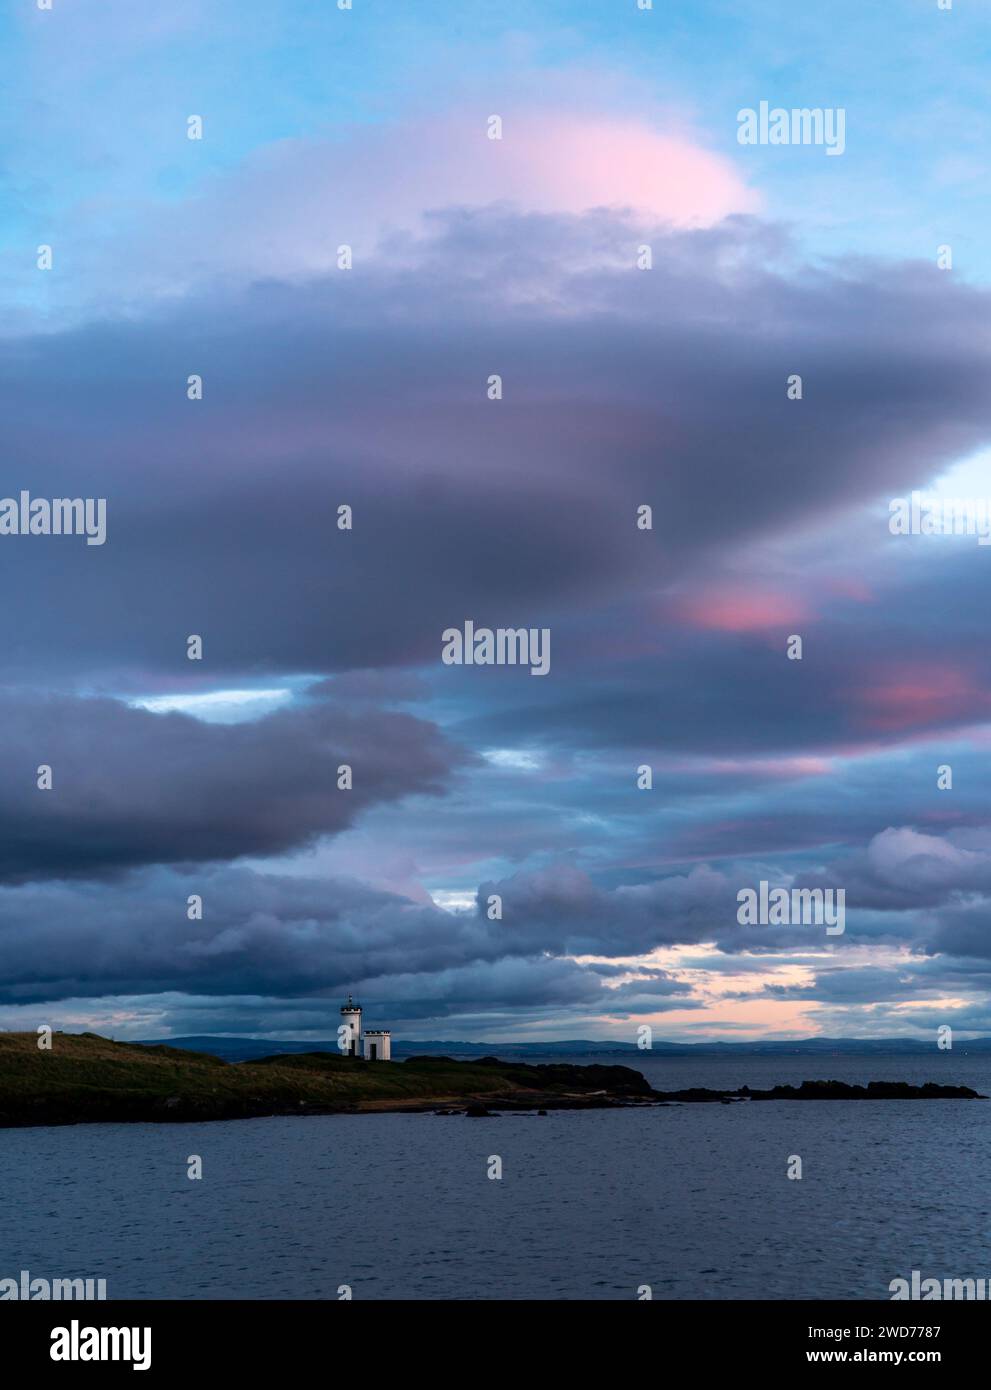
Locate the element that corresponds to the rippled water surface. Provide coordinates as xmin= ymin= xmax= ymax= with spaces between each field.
xmin=3 ymin=1054 xmax=990 ymax=1300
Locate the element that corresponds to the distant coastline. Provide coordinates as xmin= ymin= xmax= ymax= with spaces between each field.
xmin=136 ymin=1033 xmax=991 ymax=1063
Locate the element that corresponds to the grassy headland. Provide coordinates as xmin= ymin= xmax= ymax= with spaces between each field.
xmin=0 ymin=1032 xmax=655 ymax=1128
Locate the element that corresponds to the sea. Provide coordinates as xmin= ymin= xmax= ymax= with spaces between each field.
xmin=3 ymin=1053 xmax=990 ymax=1301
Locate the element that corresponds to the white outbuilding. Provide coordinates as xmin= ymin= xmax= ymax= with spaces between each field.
xmin=362 ymin=1030 xmax=392 ymax=1062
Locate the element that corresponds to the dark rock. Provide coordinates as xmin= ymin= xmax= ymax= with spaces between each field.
xmin=651 ymin=1079 xmax=987 ymax=1103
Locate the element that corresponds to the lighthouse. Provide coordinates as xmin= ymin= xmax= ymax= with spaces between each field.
xmin=340 ymin=994 xmax=362 ymax=1056
xmin=339 ymin=994 xmax=391 ymax=1061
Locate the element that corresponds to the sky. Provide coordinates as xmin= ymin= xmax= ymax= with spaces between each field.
xmin=2 ymin=0 xmax=991 ymax=1044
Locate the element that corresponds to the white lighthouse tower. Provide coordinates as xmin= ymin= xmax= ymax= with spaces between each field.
xmin=340 ymin=993 xmax=362 ymax=1057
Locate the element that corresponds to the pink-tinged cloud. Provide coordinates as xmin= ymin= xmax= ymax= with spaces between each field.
xmin=246 ymin=110 xmax=759 ymax=255
xmin=702 ymin=755 xmax=833 ymax=779
xmin=855 ymin=664 xmax=991 ymax=732
xmin=58 ymin=108 xmax=759 ymax=311
xmin=481 ymin=114 xmax=759 ymax=226
xmin=674 ymin=587 xmax=810 ymax=633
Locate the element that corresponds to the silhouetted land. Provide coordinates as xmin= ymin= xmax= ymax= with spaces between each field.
xmin=0 ymin=1033 xmax=983 ymax=1128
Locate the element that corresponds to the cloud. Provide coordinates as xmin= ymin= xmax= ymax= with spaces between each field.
xmin=0 ymin=867 xmax=467 ymax=1006
xmin=0 ymin=861 xmax=697 ymax=1025
xmin=673 ymin=587 xmax=812 ymax=634
xmin=790 ymin=827 xmax=991 ymax=917
xmin=4 ymin=64 xmax=991 ymax=1038
xmin=0 ymin=690 xmax=465 ymax=882
xmin=12 ymin=106 xmax=757 ymax=321
xmin=5 ymin=210 xmax=991 ymax=700
xmin=179 ymin=108 xmax=756 ymax=281
xmin=3 ymin=819 xmax=989 ymax=1030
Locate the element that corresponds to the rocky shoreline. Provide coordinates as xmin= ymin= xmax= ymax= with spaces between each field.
xmin=424 ymin=1077 xmax=988 ymax=1116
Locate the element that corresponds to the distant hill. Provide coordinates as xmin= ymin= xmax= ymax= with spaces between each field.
xmin=136 ymin=1035 xmax=643 ymax=1062
xmin=134 ymin=1034 xmax=991 ymax=1063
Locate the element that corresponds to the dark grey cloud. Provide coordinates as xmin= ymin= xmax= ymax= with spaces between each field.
xmin=0 ymin=690 xmax=465 ymax=881
xmin=0 ymin=866 xmax=472 ymax=1005
xmin=765 ymin=965 xmax=938 ymax=1006
xmin=925 ymin=901 xmax=991 ymax=962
